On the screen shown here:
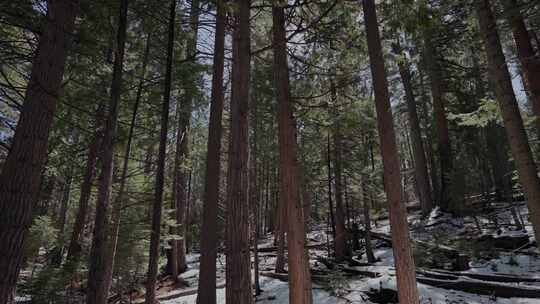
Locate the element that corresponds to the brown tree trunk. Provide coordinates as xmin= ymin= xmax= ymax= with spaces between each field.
xmin=326 ymin=134 xmax=336 ymax=239
xmin=332 ymin=122 xmax=347 ymax=261
xmin=274 ymin=184 xmax=286 ymax=273
xmin=393 ymin=42 xmax=433 ymax=215
xmin=169 ymin=0 xmax=201 ymax=275
xmin=418 ymin=68 xmax=440 ymax=206
xmin=87 ymin=0 xmax=129 ymax=303
xmin=66 ymin=102 xmax=105 ymax=264
xmin=196 ymin=2 xmax=225 ymax=303
xmin=423 ymin=24 xmax=454 ymax=212
xmin=186 ymin=170 xmax=194 ymax=254
xmin=264 ymin=159 xmax=271 ymax=234
xmin=298 ymin=162 xmax=312 ymax=230
xmin=51 ymin=169 xmax=73 ymax=265
xmin=0 ymin=1 xmax=78 ymax=301
xmin=249 ymin=106 xmax=261 ymax=295
xmin=502 ymin=0 xmax=540 ymax=134
xmin=471 ymin=45 xmax=513 ymax=203
xmin=225 ymin=0 xmax=253 ymax=301
xmin=362 ymin=178 xmax=376 ymax=264
xmin=362 ymin=0 xmax=419 ymax=302
xmin=103 ymin=32 xmax=151 ymax=294
xmin=273 ymin=5 xmax=313 ymax=304
xmin=476 ymin=0 xmax=540 ymax=247
xmin=145 ymin=1 xmax=175 ymax=303
xmin=171 ymin=104 xmax=189 ymax=273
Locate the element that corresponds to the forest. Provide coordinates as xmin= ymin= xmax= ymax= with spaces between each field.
xmin=1 ymin=0 xmax=540 ymax=303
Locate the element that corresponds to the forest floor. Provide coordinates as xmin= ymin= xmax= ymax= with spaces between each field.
xmin=138 ymin=201 xmax=540 ymax=304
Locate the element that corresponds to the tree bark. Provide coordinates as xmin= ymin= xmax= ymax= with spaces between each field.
xmin=273 ymin=5 xmax=313 ymax=304
xmin=393 ymin=42 xmax=433 ymax=215
xmin=423 ymin=24 xmax=454 ymax=212
xmin=332 ymin=119 xmax=347 ymax=261
xmin=86 ymin=0 xmax=129 ymax=303
xmin=502 ymin=0 xmax=540 ymax=134
xmin=326 ymin=134 xmax=336 ymax=239
xmin=66 ymin=102 xmax=105 ymax=264
xmin=103 ymin=32 xmax=151 ymax=294
xmin=51 ymin=168 xmax=73 ymax=265
xmin=362 ymin=179 xmax=376 ymax=264
xmin=476 ymin=0 xmax=540 ymax=247
xmin=249 ymin=101 xmax=261 ymax=295
xmin=418 ymin=68 xmax=440 ymax=207
xmin=0 ymin=0 xmax=78 ymax=301
xmin=196 ymin=1 xmax=225 ymax=303
xmin=274 ymin=181 xmax=286 ymax=273
xmin=145 ymin=0 xmax=175 ymax=303
xmin=298 ymin=162 xmax=312 ymax=230
xmin=225 ymin=0 xmax=253 ymax=301
xmin=362 ymin=0 xmax=420 ymax=303
xmin=170 ymin=0 xmax=201 ymax=275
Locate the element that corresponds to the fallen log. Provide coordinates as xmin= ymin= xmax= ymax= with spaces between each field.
xmin=477 ymin=234 xmax=530 ymax=250
xmin=260 ymin=271 xmax=329 ymax=283
xmin=257 ymin=242 xmax=326 ymax=253
xmin=428 ymin=269 xmax=540 ymax=283
xmin=341 ymin=266 xmax=381 ymax=278
xmin=347 ymin=257 xmax=376 ymax=267
xmin=130 ymin=281 xmax=226 ymax=303
xmin=416 ymin=275 xmax=540 ymax=298
xmin=156 ymin=281 xmax=226 ymax=301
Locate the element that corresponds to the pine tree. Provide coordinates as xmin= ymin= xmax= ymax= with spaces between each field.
xmin=225 ymin=0 xmax=253 ymax=302
xmin=196 ymin=1 xmax=226 ymax=302
xmin=0 ymin=1 xmax=79 ymax=301
xmin=145 ymin=0 xmax=176 ymax=302
xmin=272 ymin=3 xmax=313 ymax=303
xmin=476 ymin=0 xmax=540 ymax=248
xmin=362 ymin=0 xmax=419 ymax=302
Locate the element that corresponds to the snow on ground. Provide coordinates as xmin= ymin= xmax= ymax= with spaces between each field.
xmin=146 ymin=201 xmax=540 ymax=303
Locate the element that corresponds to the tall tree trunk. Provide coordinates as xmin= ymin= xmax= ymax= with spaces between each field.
xmin=273 ymin=5 xmax=313 ymax=304
xmin=145 ymin=1 xmax=175 ymax=303
xmin=66 ymin=102 xmax=105 ymax=264
xmin=170 ymin=102 xmax=189 ymax=273
xmin=87 ymin=0 xmax=129 ymax=303
xmin=264 ymin=159 xmax=271 ymax=234
xmin=274 ymin=183 xmax=286 ymax=273
xmin=393 ymin=42 xmax=433 ymax=215
xmin=326 ymin=134 xmax=336 ymax=239
xmin=502 ymin=0 xmax=540 ymax=134
xmin=476 ymin=0 xmax=540 ymax=247
xmin=225 ymin=0 xmax=253 ymax=301
xmin=196 ymin=2 xmax=225 ymax=303
xmin=249 ymin=105 xmax=261 ymax=295
xmin=170 ymin=0 xmax=201 ymax=275
xmin=332 ymin=122 xmax=347 ymax=261
xmin=423 ymin=24 xmax=454 ymax=212
xmin=51 ymin=169 xmax=73 ymax=265
xmin=103 ymin=33 xmax=151 ymax=294
xmin=362 ymin=0 xmax=419 ymax=302
xmin=185 ymin=170 xmax=193 ymax=253
xmin=0 ymin=1 xmax=78 ymax=301
xmin=299 ymin=162 xmax=312 ymax=230
xmin=362 ymin=178 xmax=376 ymax=264
xmin=418 ymin=68 xmax=440 ymax=206
xmin=471 ymin=43 xmax=513 ymax=203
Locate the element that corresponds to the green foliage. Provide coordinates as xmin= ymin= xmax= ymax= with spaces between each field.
xmin=448 ymin=98 xmax=501 ymax=127
xmin=19 ymin=265 xmax=74 ymax=304
xmin=24 ymin=216 xmax=58 ymax=261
